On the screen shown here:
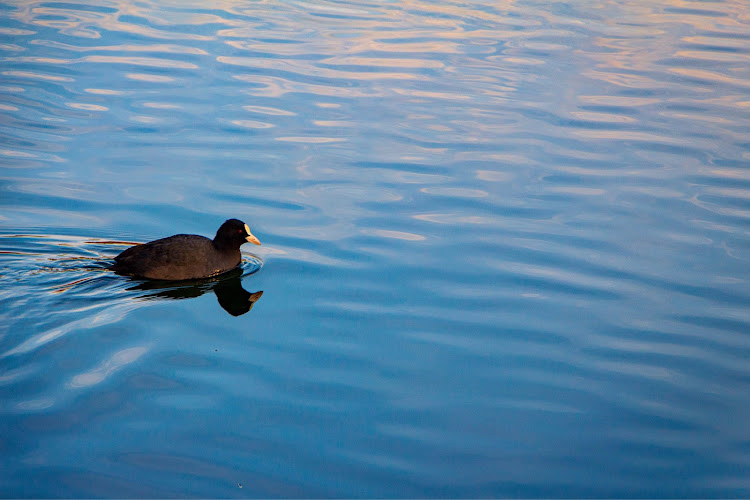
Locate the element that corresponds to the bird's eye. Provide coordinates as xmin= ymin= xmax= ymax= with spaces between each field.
xmin=238 ymin=229 xmax=243 ymax=234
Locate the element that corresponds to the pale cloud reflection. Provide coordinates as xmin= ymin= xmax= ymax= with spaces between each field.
xmin=33 ymin=40 xmax=208 ymax=55
xmin=243 ymin=105 xmax=296 ymax=116
xmin=219 ymin=56 xmax=422 ymax=82
xmin=413 ymin=213 xmax=492 ymax=225
xmin=420 ymin=187 xmax=488 ymax=198
xmin=2 ymin=308 xmax=131 ymax=359
xmin=0 ymin=27 xmax=35 ymax=35
xmin=15 ymin=398 xmax=55 ymax=411
xmin=68 ymin=346 xmax=149 ymax=389
xmin=2 ymin=0 xmax=748 ymax=227
xmin=230 ymin=119 xmax=275 ymax=129
xmin=364 ymin=229 xmax=426 ymax=241
xmin=66 ymin=102 xmax=108 ymax=111
xmin=475 ymin=170 xmax=513 ymax=182
xmin=125 ymin=73 xmax=174 ymax=82
xmin=1 ymin=70 xmax=72 ymax=82
xmin=85 ymin=88 xmax=125 ymax=95
xmin=8 ymin=54 xmax=199 ymax=69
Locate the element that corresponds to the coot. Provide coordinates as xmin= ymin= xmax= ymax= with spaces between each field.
xmin=112 ymin=219 xmax=261 ymax=280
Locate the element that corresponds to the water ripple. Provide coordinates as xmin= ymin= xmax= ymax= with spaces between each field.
xmin=1 ymin=0 xmax=750 ymax=497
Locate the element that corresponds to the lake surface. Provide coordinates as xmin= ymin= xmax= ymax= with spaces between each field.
xmin=1 ymin=0 xmax=750 ymax=497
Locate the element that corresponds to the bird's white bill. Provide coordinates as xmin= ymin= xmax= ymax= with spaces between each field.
xmin=244 ymin=224 xmax=261 ymax=245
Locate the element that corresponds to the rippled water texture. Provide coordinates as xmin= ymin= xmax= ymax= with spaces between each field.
xmin=1 ymin=0 xmax=750 ymax=497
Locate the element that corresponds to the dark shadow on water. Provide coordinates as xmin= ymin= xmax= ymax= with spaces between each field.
xmin=123 ymin=267 xmax=263 ymax=317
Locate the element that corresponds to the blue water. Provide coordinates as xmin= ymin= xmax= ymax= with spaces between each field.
xmin=1 ymin=0 xmax=750 ymax=497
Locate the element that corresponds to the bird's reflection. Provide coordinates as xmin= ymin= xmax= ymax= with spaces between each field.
xmin=125 ymin=267 xmax=263 ymax=316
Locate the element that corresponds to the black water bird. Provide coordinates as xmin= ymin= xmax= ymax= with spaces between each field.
xmin=111 ymin=219 xmax=260 ymax=281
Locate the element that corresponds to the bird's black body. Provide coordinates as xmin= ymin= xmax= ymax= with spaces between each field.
xmin=111 ymin=219 xmax=260 ymax=281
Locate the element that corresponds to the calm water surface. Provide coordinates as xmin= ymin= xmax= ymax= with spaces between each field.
xmin=1 ymin=0 xmax=750 ymax=497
